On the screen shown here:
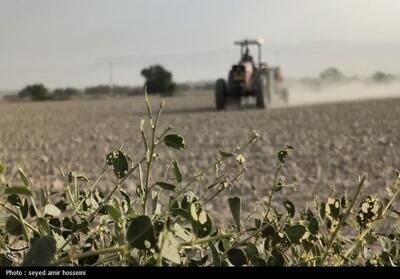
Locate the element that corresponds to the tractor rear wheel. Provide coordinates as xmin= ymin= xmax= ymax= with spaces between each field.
xmin=255 ymin=75 xmax=267 ymax=108
xmin=215 ymin=79 xmax=227 ymax=110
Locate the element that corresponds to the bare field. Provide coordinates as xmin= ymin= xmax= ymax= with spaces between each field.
xmin=0 ymin=93 xmax=399 ymax=220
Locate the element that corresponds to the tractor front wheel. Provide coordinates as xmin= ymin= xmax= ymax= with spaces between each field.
xmin=215 ymin=79 xmax=227 ymax=110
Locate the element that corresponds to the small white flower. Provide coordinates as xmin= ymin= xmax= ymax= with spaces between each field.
xmin=361 ymin=203 xmax=369 ymax=213
xmin=236 ymin=154 xmax=246 ymax=165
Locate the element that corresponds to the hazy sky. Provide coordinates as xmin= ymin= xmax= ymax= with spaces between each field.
xmin=1 ymin=0 xmax=400 ymax=90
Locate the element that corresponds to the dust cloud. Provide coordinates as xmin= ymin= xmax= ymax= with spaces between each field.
xmin=287 ymin=81 xmax=400 ymax=107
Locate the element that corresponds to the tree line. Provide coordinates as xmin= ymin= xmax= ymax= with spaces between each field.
xmin=15 ymin=65 xmax=212 ymax=102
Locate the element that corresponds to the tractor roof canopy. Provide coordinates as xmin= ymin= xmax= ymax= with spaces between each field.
xmin=234 ymin=38 xmax=264 ymax=46
xmin=234 ymin=38 xmax=264 ymax=66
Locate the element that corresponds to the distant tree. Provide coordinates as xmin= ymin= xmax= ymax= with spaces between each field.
xmin=319 ymin=68 xmax=344 ymax=82
xmin=84 ymin=85 xmax=111 ymax=97
xmin=127 ymin=86 xmax=143 ymax=96
xmin=84 ymin=85 xmax=142 ymax=97
xmin=141 ymin=65 xmax=175 ymax=96
xmin=370 ymin=71 xmax=396 ymax=83
xmin=176 ymin=83 xmax=191 ymax=92
xmin=193 ymin=81 xmax=215 ymax=91
xmin=18 ymin=84 xmax=50 ymax=101
xmin=53 ymin=87 xmax=81 ymax=100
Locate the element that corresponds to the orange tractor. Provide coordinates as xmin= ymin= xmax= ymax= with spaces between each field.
xmin=215 ymin=39 xmax=288 ymax=109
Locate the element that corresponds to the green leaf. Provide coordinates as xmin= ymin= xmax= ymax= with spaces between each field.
xmin=268 ymin=249 xmax=285 ymax=266
xmin=53 ymin=233 xmax=69 ymax=251
xmin=173 ymin=161 xmax=182 ymax=183
xmin=283 ymin=200 xmax=295 ymax=218
xmin=6 ymin=216 xmax=23 ymax=236
xmin=159 ymin=232 xmax=181 ymax=264
xmin=218 ymin=239 xmax=230 ymax=252
xmin=106 ymin=152 xmax=114 ymax=166
xmin=277 ymin=150 xmax=288 ymax=164
xmin=285 ymin=224 xmax=307 ymax=244
xmin=76 ymin=174 xmax=90 ymax=183
xmin=188 ymin=255 xmax=208 ymax=267
xmin=190 ymin=203 xmax=199 ymax=221
xmin=245 ymin=243 xmax=260 ymax=266
xmin=18 ymin=168 xmax=31 ymax=188
xmin=5 ymin=186 xmax=33 ymax=196
xmin=39 ymin=188 xmax=47 ymax=207
xmin=170 ymin=208 xmax=191 ymax=220
xmin=104 ymin=204 xmax=121 ymax=222
xmin=22 ymin=236 xmax=56 ymax=266
xmin=164 ymin=134 xmax=185 ymax=150
xmin=303 ymin=211 xmax=319 ymax=235
xmin=7 ymin=194 xmax=22 ymax=207
xmin=44 ymin=204 xmax=61 ymax=217
xmin=155 ymin=182 xmax=176 ymax=191
xmin=78 ymin=238 xmax=99 ymax=266
xmin=346 ymin=217 xmax=358 ymax=230
xmin=112 ymin=151 xmax=129 ymax=179
xmin=126 ymin=215 xmax=156 ymax=250
xmin=0 ymin=238 xmax=6 ymax=250
xmin=29 ymin=204 xmax=37 ymax=217
xmin=37 ymin=218 xmax=51 ymax=235
xmin=219 ymin=150 xmax=235 ymax=158
xmin=326 ymin=197 xmax=341 ymax=220
xmin=227 ymin=248 xmax=247 ymax=266
xmin=0 ymin=254 xmax=13 ymax=266
xmin=21 ymin=199 xmax=29 ymax=219
xmin=181 ymin=191 xmax=198 ymax=210
xmin=365 ymin=233 xmax=378 ymax=244
xmin=120 ymin=190 xmax=131 ymax=211
xmin=190 ymin=205 xmax=213 ymax=238
xmin=0 ymin=162 xmax=5 ymax=175
xmin=173 ymin=223 xmax=192 ymax=242
xmin=320 ymin=202 xmax=326 ymax=219
xmin=62 ymin=217 xmax=74 ymax=230
xmin=209 ymin=241 xmax=221 ymax=267
xmin=151 ymin=191 xmax=161 ymax=215
xmin=228 ymin=197 xmax=242 ymax=232
xmin=49 ymin=218 xmax=61 ymax=228
xmin=75 ymin=220 xmax=90 ymax=233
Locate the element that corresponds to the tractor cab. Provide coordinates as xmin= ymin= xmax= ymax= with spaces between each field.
xmin=235 ymin=39 xmax=263 ymax=68
xmin=240 ymin=47 xmax=254 ymax=64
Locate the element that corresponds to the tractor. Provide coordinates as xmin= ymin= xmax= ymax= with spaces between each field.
xmin=215 ymin=39 xmax=289 ymax=110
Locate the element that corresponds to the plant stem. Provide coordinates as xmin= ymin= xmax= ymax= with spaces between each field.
xmin=72 ymin=165 xmax=107 ymax=216
xmin=335 ymin=176 xmax=400 ymax=266
xmin=141 ymin=95 xmax=164 ymax=215
xmin=179 ymin=234 xmax=233 ymax=247
xmin=52 ymin=245 xmax=126 ymax=266
xmin=157 ymin=226 xmax=168 ymax=266
xmin=18 ymin=209 xmax=29 ymax=242
xmin=161 ymin=139 xmax=255 ymax=219
xmin=319 ymin=173 xmax=367 ymax=266
xmin=0 ymin=202 xmax=40 ymax=235
xmin=264 ymin=164 xmax=282 ymax=221
xmin=203 ymin=169 xmax=246 ymax=204
xmin=87 ymin=179 xmax=120 ymax=220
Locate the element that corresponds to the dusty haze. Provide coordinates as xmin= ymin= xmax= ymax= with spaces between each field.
xmin=288 ymin=81 xmax=400 ymax=106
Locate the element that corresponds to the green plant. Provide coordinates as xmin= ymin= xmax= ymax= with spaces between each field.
xmin=18 ymin=84 xmax=50 ymax=101
xmin=141 ymin=65 xmax=176 ymax=96
xmin=0 ymin=91 xmax=399 ymax=267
